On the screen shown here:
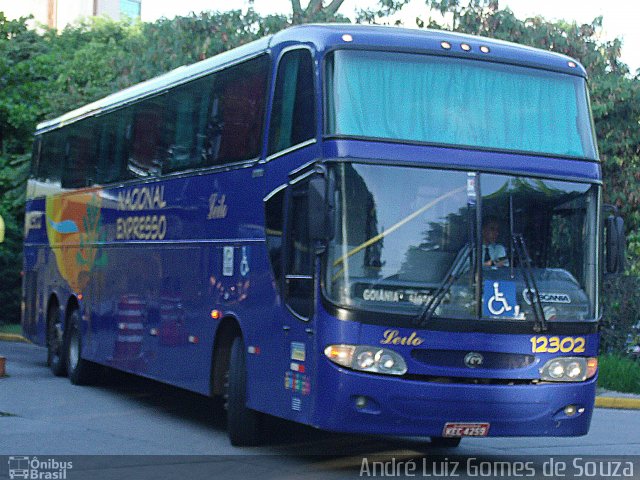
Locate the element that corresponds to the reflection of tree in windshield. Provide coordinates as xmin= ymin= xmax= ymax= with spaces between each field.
xmin=398 ymin=208 xmax=471 ymax=283
xmin=336 ymin=164 xmax=383 ymax=278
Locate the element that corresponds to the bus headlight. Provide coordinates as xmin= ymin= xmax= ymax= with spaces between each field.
xmin=539 ymin=357 xmax=598 ymax=382
xmin=324 ymin=345 xmax=407 ymax=375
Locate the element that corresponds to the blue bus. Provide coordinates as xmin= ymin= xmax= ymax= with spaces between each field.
xmin=22 ymin=24 xmax=624 ymax=447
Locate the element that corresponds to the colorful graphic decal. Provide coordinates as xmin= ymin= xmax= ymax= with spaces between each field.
xmin=46 ymin=191 xmax=108 ymax=292
xmin=284 ymin=371 xmax=311 ymax=395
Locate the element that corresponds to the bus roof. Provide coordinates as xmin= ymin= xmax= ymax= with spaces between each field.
xmin=36 ymin=23 xmax=587 ymax=134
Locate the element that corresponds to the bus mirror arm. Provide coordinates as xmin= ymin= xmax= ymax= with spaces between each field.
xmin=604 ymin=205 xmax=625 ymax=275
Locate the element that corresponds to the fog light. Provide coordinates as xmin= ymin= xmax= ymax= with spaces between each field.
xmin=355 ymin=396 xmax=367 ymax=409
xmin=564 ymin=404 xmax=577 ymax=416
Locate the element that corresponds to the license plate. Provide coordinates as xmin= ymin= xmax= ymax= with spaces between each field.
xmin=442 ymin=422 xmax=490 ymax=437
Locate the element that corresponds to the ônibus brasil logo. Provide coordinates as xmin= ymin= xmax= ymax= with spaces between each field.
xmin=8 ymin=456 xmax=72 ymax=479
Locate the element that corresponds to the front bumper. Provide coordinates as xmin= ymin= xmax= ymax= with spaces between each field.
xmin=312 ymin=360 xmax=596 ymax=437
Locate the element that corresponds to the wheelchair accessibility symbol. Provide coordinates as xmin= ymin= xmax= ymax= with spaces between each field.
xmin=483 ymin=281 xmax=517 ymax=318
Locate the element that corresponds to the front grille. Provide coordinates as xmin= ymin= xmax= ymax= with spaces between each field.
xmin=402 ymin=374 xmax=538 ymax=385
xmin=411 ymin=348 xmax=536 ymax=370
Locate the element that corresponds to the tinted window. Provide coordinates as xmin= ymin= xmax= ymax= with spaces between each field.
xmin=96 ymin=107 xmax=133 ymax=184
xmin=205 ymin=55 xmax=269 ymax=165
xmin=37 ymin=131 xmax=64 ymax=185
xmin=269 ymin=49 xmax=315 ymax=155
xmin=129 ymin=95 xmax=166 ymax=177
xmin=285 ymin=182 xmax=313 ymax=318
xmin=164 ymin=75 xmax=213 ymax=173
xmin=61 ymin=120 xmax=97 ymax=188
xmin=265 ymin=186 xmax=285 ymax=289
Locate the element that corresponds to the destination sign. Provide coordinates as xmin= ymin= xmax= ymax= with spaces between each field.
xmin=353 ymin=284 xmax=434 ymax=306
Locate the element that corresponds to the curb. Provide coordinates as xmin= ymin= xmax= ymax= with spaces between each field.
xmin=0 ymin=333 xmax=29 ymax=343
xmin=595 ymin=396 xmax=640 ymax=410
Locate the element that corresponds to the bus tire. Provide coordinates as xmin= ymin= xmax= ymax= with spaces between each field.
xmin=227 ymin=336 xmax=262 ymax=446
xmin=430 ymin=437 xmax=461 ymax=448
xmin=47 ymin=304 xmax=66 ymax=377
xmin=67 ymin=309 xmax=97 ymax=386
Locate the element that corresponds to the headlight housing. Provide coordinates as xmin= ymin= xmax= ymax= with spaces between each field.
xmin=539 ymin=357 xmax=598 ymax=382
xmin=324 ymin=344 xmax=407 ymax=375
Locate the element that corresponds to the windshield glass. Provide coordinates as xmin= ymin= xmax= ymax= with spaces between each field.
xmin=326 ymin=50 xmax=597 ymax=160
xmin=324 ymin=163 xmax=599 ymax=323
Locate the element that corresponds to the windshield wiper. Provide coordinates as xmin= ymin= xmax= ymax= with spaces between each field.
xmin=512 ymin=233 xmax=547 ymax=332
xmin=413 ymin=245 xmax=473 ymax=328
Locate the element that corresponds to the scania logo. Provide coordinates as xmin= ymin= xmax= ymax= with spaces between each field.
xmin=464 ymin=352 xmax=484 ymax=368
xmin=522 ymin=288 xmax=571 ymax=305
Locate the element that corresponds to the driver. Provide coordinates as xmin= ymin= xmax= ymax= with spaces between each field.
xmin=482 ymin=216 xmax=509 ymax=267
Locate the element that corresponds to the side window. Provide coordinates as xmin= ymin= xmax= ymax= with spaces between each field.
xmin=31 ymin=136 xmax=42 ymax=178
xmin=265 ymin=186 xmax=285 ymax=289
xmin=129 ymin=95 xmax=166 ymax=177
xmin=61 ymin=120 xmax=97 ymax=188
xmin=37 ymin=131 xmax=64 ymax=186
xmin=269 ymin=49 xmax=315 ymax=155
xmin=96 ymin=108 xmax=133 ymax=184
xmin=205 ymin=55 xmax=269 ymax=165
xmin=164 ymin=74 xmax=213 ymax=173
xmin=285 ymin=181 xmax=314 ymax=319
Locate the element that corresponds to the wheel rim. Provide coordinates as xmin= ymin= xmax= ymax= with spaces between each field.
xmin=48 ymin=315 xmax=63 ymax=359
xmin=68 ymin=329 xmax=80 ymax=372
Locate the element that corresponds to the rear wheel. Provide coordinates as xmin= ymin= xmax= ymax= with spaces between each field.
xmin=67 ymin=309 xmax=97 ymax=385
xmin=226 ymin=336 xmax=262 ymax=446
xmin=430 ymin=437 xmax=461 ymax=448
xmin=47 ymin=305 xmax=66 ymax=377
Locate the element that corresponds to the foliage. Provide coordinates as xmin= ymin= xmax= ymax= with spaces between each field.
xmin=600 ymin=276 xmax=640 ymax=354
xmin=598 ymin=354 xmax=640 ymax=394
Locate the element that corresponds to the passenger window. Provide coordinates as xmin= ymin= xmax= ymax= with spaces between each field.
xmin=269 ymin=49 xmax=315 ymax=155
xmin=129 ymin=95 xmax=166 ymax=177
xmin=205 ymin=55 xmax=269 ymax=165
xmin=96 ymin=108 xmax=133 ymax=184
xmin=37 ymin=131 xmax=64 ymax=186
xmin=61 ymin=121 xmax=96 ymax=188
xmin=164 ymin=75 xmax=213 ymax=173
xmin=285 ymin=182 xmax=314 ymax=319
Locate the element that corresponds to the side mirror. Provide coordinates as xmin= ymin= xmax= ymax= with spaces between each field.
xmin=605 ymin=214 xmax=625 ymax=274
xmin=308 ymin=174 xmax=334 ymax=243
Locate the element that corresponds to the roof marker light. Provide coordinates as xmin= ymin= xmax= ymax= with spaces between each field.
xmin=461 ymin=43 xmax=471 ymax=52
xmin=441 ymin=41 xmax=451 ymax=50
xmin=480 ymin=45 xmax=490 ymax=53
xmin=342 ymin=34 xmax=353 ymax=42
xmin=567 ymin=61 xmax=577 ymax=68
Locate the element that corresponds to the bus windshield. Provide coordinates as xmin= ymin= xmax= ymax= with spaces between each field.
xmin=324 ymin=163 xmax=599 ymax=323
xmin=326 ymin=50 xmax=597 ymax=160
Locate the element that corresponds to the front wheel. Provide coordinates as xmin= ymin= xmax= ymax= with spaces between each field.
xmin=226 ymin=336 xmax=262 ymax=446
xmin=67 ymin=309 xmax=98 ymax=385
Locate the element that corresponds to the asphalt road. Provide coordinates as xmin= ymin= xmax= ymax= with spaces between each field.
xmin=1 ymin=340 xmax=639 ymax=479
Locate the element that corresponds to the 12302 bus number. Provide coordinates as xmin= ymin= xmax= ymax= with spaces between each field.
xmin=530 ymin=336 xmax=586 ymax=354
